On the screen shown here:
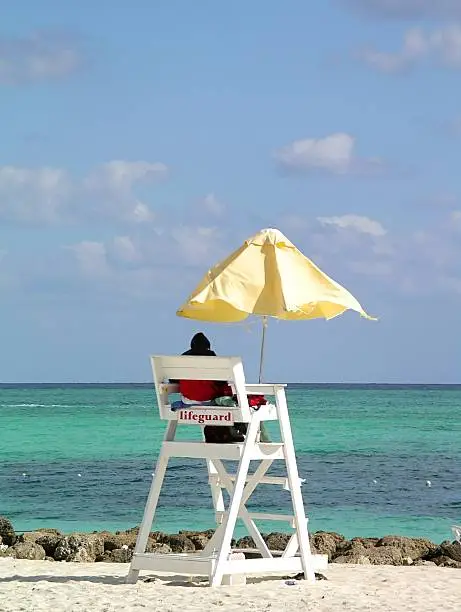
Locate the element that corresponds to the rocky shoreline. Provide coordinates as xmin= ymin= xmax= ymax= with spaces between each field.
xmin=1 ymin=516 xmax=460 ymax=568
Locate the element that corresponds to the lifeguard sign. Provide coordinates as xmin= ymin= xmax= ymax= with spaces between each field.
xmin=177 ymin=408 xmax=234 ymax=425
xmin=126 ymin=355 xmax=327 ymax=587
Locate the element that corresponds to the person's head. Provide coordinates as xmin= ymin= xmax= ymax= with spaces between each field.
xmin=182 ymin=332 xmax=216 ymax=356
xmin=190 ymin=332 xmax=211 ymax=353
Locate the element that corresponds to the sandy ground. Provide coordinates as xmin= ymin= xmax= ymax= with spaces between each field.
xmin=0 ymin=558 xmax=459 ymax=612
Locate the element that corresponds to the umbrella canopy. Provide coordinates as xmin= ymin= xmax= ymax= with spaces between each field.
xmin=177 ymin=227 xmax=375 ymax=323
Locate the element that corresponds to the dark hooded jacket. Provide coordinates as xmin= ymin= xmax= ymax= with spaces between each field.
xmin=182 ymin=332 xmax=216 ymax=357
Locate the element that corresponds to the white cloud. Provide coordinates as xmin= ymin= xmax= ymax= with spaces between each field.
xmin=287 ymin=214 xmax=393 ymax=284
xmin=111 ymin=236 xmax=142 ymax=264
xmin=307 ymin=209 xmax=461 ymax=295
xmin=276 ymin=133 xmax=353 ymax=174
xmin=64 ymin=227 xmax=217 ymax=300
xmin=171 ymin=226 xmax=220 ymax=265
xmin=358 ymin=26 xmax=461 ymax=73
xmin=342 ymin=0 xmax=461 ymax=20
xmin=67 ymin=223 xmax=223 ymax=286
xmin=317 ymin=214 xmax=387 ymax=237
xmin=69 ymin=236 xmax=144 ymax=283
xmin=0 ymin=166 xmax=72 ymax=223
xmin=0 ymin=160 xmax=168 ymax=225
xmin=0 ymin=31 xmax=83 ymax=85
xmin=82 ymin=161 xmax=167 ymax=223
xmin=202 ymin=193 xmax=225 ymax=216
xmin=7 ymin=203 xmax=461 ymax=302
xmin=274 ymin=133 xmax=383 ymax=175
xmin=358 ymin=28 xmax=427 ymax=73
xmin=431 ymin=26 xmax=461 ymax=68
xmin=83 ymin=161 xmax=167 ymax=194
xmin=309 ymin=214 xmax=392 ymax=280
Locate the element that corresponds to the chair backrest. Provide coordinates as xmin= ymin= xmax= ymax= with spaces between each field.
xmin=150 ymin=355 xmax=251 ymax=423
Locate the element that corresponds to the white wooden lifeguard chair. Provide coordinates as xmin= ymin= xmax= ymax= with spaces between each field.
xmin=126 ymin=355 xmax=327 ymax=586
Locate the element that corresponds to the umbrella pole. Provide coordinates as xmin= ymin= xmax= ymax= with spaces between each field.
xmin=257 ymin=316 xmax=271 ymax=443
xmin=258 ymin=316 xmax=268 ymax=383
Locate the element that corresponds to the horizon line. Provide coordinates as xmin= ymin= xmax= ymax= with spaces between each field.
xmin=1 ymin=381 xmax=460 ymax=387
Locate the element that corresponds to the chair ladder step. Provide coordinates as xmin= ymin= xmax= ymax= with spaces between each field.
xmin=209 ymin=474 xmax=305 ymax=490
xmin=215 ymin=510 xmax=307 ymax=527
xmin=131 ymin=552 xmax=217 ymax=575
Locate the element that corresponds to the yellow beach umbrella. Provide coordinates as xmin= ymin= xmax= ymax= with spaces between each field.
xmin=177 ymin=227 xmax=375 ymax=380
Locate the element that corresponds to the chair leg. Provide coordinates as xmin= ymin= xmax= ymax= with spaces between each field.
xmin=276 ymin=389 xmax=315 ymax=582
xmin=126 ymin=421 xmax=177 ymax=584
xmin=210 ymin=415 xmax=261 ymax=586
xmin=126 ymin=454 xmax=169 ymax=584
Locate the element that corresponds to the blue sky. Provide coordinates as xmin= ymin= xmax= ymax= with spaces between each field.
xmin=1 ymin=0 xmax=460 ymax=383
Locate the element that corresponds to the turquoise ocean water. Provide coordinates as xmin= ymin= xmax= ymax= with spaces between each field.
xmin=1 ymin=385 xmax=460 ymax=543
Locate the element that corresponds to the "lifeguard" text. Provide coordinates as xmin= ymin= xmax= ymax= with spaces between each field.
xmin=178 ymin=410 xmax=233 ymax=425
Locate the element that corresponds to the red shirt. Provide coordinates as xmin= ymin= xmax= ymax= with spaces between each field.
xmin=179 ymin=380 xmax=233 ymax=402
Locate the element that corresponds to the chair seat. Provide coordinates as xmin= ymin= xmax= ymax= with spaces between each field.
xmin=162 ymin=440 xmax=285 ymax=460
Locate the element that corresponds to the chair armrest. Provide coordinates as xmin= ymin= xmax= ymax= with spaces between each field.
xmin=245 ymin=384 xmax=286 ymax=395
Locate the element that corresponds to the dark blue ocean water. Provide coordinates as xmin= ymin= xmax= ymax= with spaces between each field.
xmin=1 ymin=384 xmax=460 ymax=542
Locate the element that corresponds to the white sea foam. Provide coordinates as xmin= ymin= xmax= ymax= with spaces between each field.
xmin=1 ymin=404 xmax=72 ymax=408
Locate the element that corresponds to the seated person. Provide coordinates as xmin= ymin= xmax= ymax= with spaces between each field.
xmin=179 ymin=332 xmax=233 ymax=403
xmin=178 ymin=332 xmax=245 ymax=443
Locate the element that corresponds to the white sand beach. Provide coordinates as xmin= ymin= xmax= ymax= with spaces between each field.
xmin=0 ymin=558 xmax=459 ymax=612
